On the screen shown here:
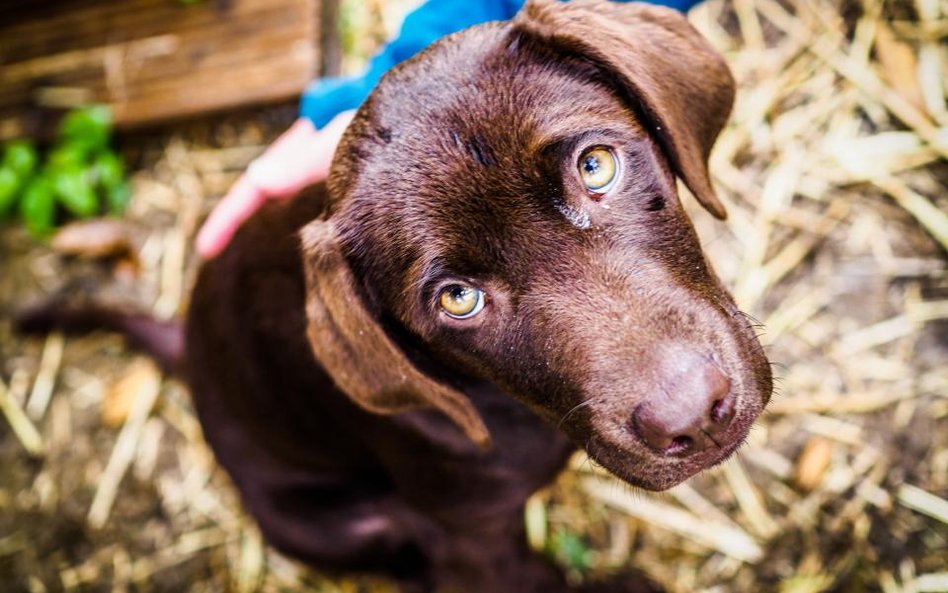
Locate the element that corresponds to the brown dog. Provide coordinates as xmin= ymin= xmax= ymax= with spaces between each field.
xmin=20 ymin=1 xmax=772 ymax=591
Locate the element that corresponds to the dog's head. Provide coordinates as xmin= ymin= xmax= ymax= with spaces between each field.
xmin=301 ymin=0 xmax=772 ymax=490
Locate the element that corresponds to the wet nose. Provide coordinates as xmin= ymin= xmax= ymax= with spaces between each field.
xmin=631 ymin=351 xmax=735 ymax=456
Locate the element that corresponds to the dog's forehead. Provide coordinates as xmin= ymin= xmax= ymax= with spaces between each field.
xmin=369 ymin=24 xmax=634 ymax=155
xmin=344 ymin=24 xmax=640 ymax=213
xmin=334 ymin=21 xmax=654 ymax=281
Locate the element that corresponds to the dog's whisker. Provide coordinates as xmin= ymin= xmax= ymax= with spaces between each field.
xmin=735 ymin=310 xmax=765 ymax=327
xmin=556 ymin=397 xmax=601 ymax=430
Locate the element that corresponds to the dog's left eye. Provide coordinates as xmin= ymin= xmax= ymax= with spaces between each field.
xmin=578 ymin=146 xmax=619 ymax=194
xmin=439 ymin=285 xmax=485 ymax=319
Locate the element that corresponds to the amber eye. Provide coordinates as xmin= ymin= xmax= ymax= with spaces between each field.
xmin=578 ymin=146 xmax=619 ymax=194
xmin=439 ymin=284 xmax=486 ymax=319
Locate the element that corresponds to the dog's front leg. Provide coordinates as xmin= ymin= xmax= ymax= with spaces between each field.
xmin=235 ymin=469 xmax=450 ymax=592
xmin=428 ymin=515 xmax=653 ymax=593
xmin=428 ymin=512 xmax=663 ymax=593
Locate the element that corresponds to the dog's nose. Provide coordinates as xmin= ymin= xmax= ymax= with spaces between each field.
xmin=631 ymin=352 xmax=734 ymax=456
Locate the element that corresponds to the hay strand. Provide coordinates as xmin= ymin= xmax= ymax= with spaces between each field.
xmin=582 ymin=476 xmax=764 ymax=563
xmin=25 ymin=332 xmax=64 ymax=421
xmin=0 ymin=375 xmax=44 ymax=457
xmin=87 ymin=359 xmax=162 ymax=529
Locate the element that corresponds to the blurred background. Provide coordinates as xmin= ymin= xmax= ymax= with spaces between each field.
xmin=0 ymin=0 xmax=946 ymax=591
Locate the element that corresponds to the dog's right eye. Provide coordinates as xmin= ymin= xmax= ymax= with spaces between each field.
xmin=439 ymin=285 xmax=485 ymax=319
xmin=578 ymin=146 xmax=619 ymax=195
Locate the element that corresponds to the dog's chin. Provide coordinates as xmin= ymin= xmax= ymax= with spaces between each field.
xmin=583 ymin=424 xmax=750 ymax=492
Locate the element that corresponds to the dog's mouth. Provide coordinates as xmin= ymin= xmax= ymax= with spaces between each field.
xmin=582 ymin=404 xmax=758 ymax=491
xmin=569 ymin=359 xmax=770 ymax=491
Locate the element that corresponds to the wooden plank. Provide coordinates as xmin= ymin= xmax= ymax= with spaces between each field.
xmin=0 ymin=0 xmax=319 ymax=140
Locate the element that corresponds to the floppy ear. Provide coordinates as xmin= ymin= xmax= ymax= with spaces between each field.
xmin=299 ymin=219 xmax=491 ymax=449
xmin=515 ymin=0 xmax=734 ymax=219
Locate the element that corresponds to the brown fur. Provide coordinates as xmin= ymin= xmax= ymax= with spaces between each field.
xmin=22 ymin=2 xmax=772 ymax=591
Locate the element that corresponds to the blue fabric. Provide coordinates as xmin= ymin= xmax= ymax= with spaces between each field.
xmin=301 ymin=0 xmax=703 ymax=127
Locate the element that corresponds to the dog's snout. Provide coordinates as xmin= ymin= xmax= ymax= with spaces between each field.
xmin=631 ymin=351 xmax=734 ymax=456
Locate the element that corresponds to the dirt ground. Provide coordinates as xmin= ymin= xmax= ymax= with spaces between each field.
xmin=1 ymin=0 xmax=946 ymax=592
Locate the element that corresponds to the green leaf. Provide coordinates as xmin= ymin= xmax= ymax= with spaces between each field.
xmin=105 ymin=180 xmax=132 ymax=215
xmin=0 ymin=167 xmax=20 ymax=216
xmin=58 ymin=105 xmax=112 ymax=151
xmin=20 ymin=178 xmax=56 ymax=237
xmin=52 ymin=168 xmax=99 ymax=218
xmin=548 ymin=531 xmax=590 ymax=571
xmin=47 ymin=144 xmax=90 ymax=170
xmin=2 ymin=140 xmax=38 ymax=178
xmin=93 ymin=150 xmax=124 ymax=190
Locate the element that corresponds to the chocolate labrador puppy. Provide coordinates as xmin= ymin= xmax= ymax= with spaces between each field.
xmin=20 ymin=1 xmax=772 ymax=591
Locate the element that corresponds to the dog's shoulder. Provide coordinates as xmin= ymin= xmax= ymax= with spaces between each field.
xmin=191 ymin=181 xmax=329 ymax=318
xmin=184 ymin=183 xmax=350 ymax=463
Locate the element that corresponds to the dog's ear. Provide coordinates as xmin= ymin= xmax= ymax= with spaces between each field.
xmin=516 ymin=0 xmax=733 ymax=219
xmin=299 ymin=219 xmax=491 ymax=449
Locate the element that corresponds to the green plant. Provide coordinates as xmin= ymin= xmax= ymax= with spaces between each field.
xmin=547 ymin=530 xmax=591 ymax=573
xmin=0 ymin=106 xmax=131 ymax=238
